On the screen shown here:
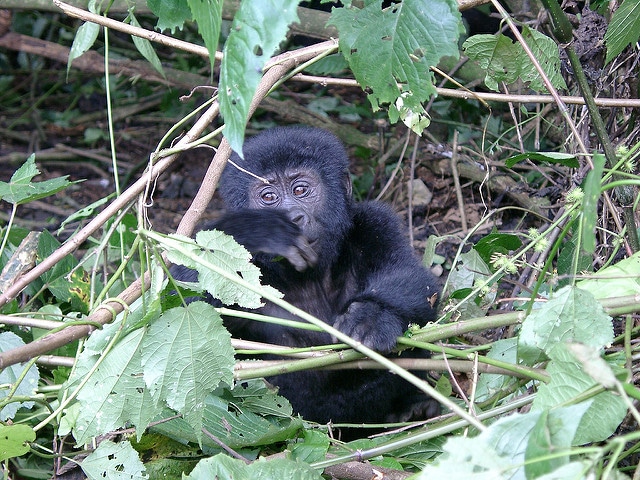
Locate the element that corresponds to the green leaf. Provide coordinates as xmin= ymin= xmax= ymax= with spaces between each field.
xmin=581 ymin=153 xmax=605 ymax=255
xmin=0 ymin=154 xmax=75 ymax=205
xmin=533 ymin=344 xmax=626 ymax=445
xmin=519 ymin=26 xmax=567 ymax=91
xmin=605 ymin=0 xmax=640 ymax=64
xmin=57 ymin=193 xmax=114 ymax=236
xmin=147 ymin=0 xmax=192 ymax=33
xmin=81 ymin=440 xmax=147 ymax=480
xmin=37 ymin=230 xmax=96 ymax=313
xmin=504 ymin=152 xmax=579 ymax=168
xmin=417 ymin=435 xmax=516 ymax=479
xmin=126 ymin=12 xmax=166 ymax=79
xmin=557 ymin=235 xmax=592 ymax=288
xmin=71 ymin=325 xmax=162 ymax=445
xmin=0 ymin=424 xmax=36 ymax=462
xmin=156 ymin=229 xmax=282 ymax=309
xmin=141 ymin=302 xmax=234 ymax=442
xmin=463 ymin=33 xmax=522 ymax=91
xmin=290 ymin=430 xmax=330 ymax=463
xmin=474 ymin=338 xmax=519 ymax=403
xmin=153 ymin=380 xmax=301 ymax=449
xmin=67 ymin=20 xmax=100 ymax=78
xmin=0 ymin=332 xmax=39 ymax=421
xmin=474 ymin=231 xmax=522 ymax=267
xmin=518 ymin=286 xmax=613 ymax=364
xmin=184 ymin=453 xmax=323 ymax=480
xmin=329 ymin=0 xmax=461 ymax=115
xmin=188 ymin=0 xmax=222 ymax=72
xmin=524 ymin=406 xmax=585 ymax=478
xmin=219 ymin=0 xmax=301 ymax=155
xmin=463 ymin=27 xmax=566 ymax=92
xmin=445 ymin=249 xmax=495 ymax=319
xmin=576 ymin=251 xmax=640 ymax=299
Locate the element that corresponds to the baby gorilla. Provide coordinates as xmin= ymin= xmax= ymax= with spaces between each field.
xmin=173 ymin=126 xmax=440 ymax=427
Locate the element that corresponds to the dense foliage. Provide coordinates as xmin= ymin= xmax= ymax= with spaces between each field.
xmin=1 ymin=0 xmax=640 ymax=478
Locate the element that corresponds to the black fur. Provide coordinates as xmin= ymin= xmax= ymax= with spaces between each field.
xmin=173 ymin=126 xmax=440 ymax=426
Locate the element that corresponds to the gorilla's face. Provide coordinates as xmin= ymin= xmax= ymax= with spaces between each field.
xmin=248 ymin=168 xmax=325 ymax=258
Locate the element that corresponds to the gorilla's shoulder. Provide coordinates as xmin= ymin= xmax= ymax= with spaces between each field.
xmin=351 ymin=201 xmax=405 ymax=232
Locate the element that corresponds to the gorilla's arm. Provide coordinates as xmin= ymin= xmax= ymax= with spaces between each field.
xmin=334 ymin=202 xmax=438 ymax=352
xmin=204 ymin=209 xmax=318 ymax=272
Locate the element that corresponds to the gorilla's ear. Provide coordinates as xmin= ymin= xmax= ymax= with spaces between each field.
xmin=344 ymin=171 xmax=353 ymax=197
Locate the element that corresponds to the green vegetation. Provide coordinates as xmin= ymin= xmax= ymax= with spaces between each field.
xmin=1 ymin=0 xmax=640 ymax=478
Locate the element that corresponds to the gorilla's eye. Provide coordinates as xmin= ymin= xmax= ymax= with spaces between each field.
xmin=292 ymin=183 xmax=309 ymax=197
xmin=260 ymin=190 xmax=278 ymax=204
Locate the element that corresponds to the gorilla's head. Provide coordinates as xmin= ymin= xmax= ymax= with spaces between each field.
xmin=220 ymin=126 xmax=354 ymax=270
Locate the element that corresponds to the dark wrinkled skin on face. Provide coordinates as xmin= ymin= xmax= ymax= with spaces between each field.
xmin=171 ymin=126 xmax=441 ymax=432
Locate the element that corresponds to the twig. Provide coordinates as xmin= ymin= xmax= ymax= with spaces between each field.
xmin=292 ymin=74 xmax=640 ymax=108
xmin=201 ymin=429 xmax=250 ymax=464
xmin=53 ymin=0 xmax=217 ymax=62
xmin=450 ymin=130 xmax=468 ymax=232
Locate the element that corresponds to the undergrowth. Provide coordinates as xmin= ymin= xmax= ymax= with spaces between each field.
xmin=0 ymin=0 xmax=640 ymax=479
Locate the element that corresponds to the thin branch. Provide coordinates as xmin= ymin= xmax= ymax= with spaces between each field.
xmin=293 ymin=74 xmax=640 ymax=108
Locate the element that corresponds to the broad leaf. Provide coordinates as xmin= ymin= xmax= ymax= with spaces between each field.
xmin=464 ymin=27 xmax=566 ymax=92
xmin=605 ymin=0 xmax=640 ymax=64
xmin=329 ymin=0 xmax=461 ymax=121
xmin=184 ymin=453 xmax=322 ymax=480
xmin=219 ymin=0 xmax=301 ymax=155
xmin=81 ymin=440 xmax=147 ymax=480
xmin=533 ymin=344 xmax=626 ymax=445
xmin=153 ymin=229 xmax=282 ymax=309
xmin=0 ymin=154 xmax=75 ymax=205
xmin=0 ymin=332 xmax=39 ymax=421
xmin=518 ymin=285 xmax=613 ymax=364
xmin=576 ymin=251 xmax=640 ymax=299
xmin=0 ymin=424 xmax=36 ymax=462
xmin=474 ymin=231 xmax=522 ymax=268
xmin=71 ymin=325 xmax=162 ymax=445
xmin=148 ymin=0 xmax=192 ymax=33
xmin=141 ymin=302 xmax=234 ymax=442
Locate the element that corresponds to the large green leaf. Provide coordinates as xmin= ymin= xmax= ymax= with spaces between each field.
xmin=0 ymin=424 xmax=36 ymax=462
xmin=154 ymin=380 xmax=302 ymax=450
xmin=576 ymin=251 xmax=640 ymax=299
xmin=147 ymin=0 xmax=192 ymax=33
xmin=0 ymin=332 xmax=39 ymax=421
xmin=0 ymin=154 xmax=75 ymax=205
xmin=71 ymin=326 xmax=162 ymax=445
xmin=518 ymin=285 xmax=613 ymax=364
xmin=155 ymin=229 xmax=282 ymax=309
xmin=533 ymin=344 xmax=627 ymax=445
xmin=418 ymin=403 xmax=590 ymax=479
xmin=219 ymin=0 xmax=301 ymax=155
xmin=184 ymin=453 xmax=322 ymax=480
xmin=605 ymin=0 xmax=640 ymax=64
xmin=463 ymin=27 xmax=566 ymax=92
xmin=141 ymin=302 xmax=234 ymax=442
xmin=329 ymin=0 xmax=461 ymax=114
xmin=81 ymin=440 xmax=147 ymax=480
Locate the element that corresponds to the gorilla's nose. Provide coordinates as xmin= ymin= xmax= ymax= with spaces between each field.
xmin=289 ymin=209 xmax=308 ymax=227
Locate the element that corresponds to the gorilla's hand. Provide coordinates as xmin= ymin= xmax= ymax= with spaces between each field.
xmin=211 ymin=209 xmax=318 ymax=271
xmin=333 ymin=301 xmax=404 ymax=352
